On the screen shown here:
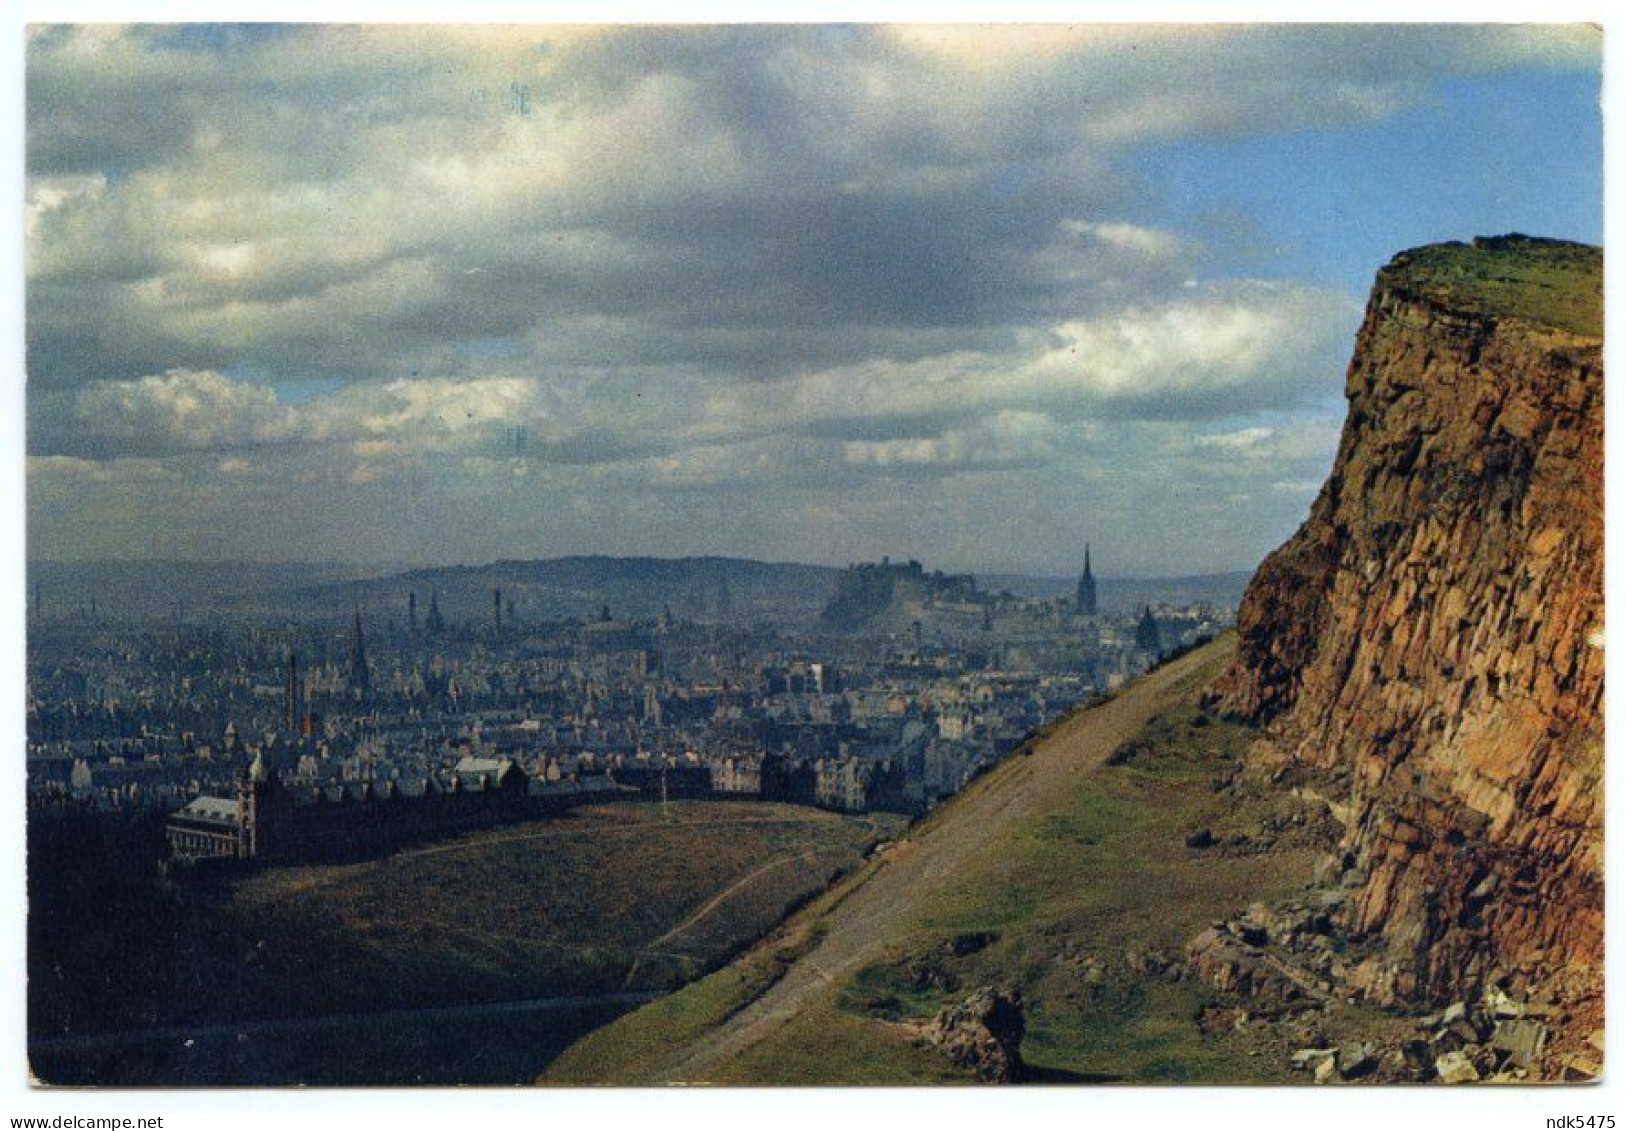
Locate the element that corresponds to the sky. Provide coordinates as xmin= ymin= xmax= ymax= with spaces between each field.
xmin=22 ymin=23 xmax=1603 ymax=578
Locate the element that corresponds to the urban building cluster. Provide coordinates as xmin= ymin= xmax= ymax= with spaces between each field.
xmin=26 ymin=552 xmax=1233 ymax=867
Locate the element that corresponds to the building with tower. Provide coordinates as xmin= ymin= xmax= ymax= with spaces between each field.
xmin=166 ymin=747 xmax=538 ymax=865
xmin=1135 ymin=606 xmax=1162 ymax=655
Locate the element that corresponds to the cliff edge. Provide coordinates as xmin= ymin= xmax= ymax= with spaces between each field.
xmin=1211 ymin=236 xmax=1603 ymax=1021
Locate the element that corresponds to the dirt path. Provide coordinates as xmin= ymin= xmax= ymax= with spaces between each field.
xmin=396 ymin=812 xmax=844 ymax=862
xmin=644 ymin=638 xmax=1233 ymax=1083
xmin=647 ymin=851 xmax=815 ymax=950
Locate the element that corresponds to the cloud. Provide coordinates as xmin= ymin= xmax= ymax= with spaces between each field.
xmin=22 ymin=25 xmax=1599 ymax=572
xmin=703 ymin=279 xmax=1358 ymax=445
xmin=43 ymin=369 xmax=296 ymax=458
xmin=26 ymin=24 xmax=1597 ymax=391
xmin=842 ymin=410 xmax=1060 ymax=473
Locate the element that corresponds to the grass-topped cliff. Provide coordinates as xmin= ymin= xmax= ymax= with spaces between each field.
xmin=1378 ymin=233 xmax=1601 ymax=337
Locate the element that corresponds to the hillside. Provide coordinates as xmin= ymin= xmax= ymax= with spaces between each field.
xmin=545 ymin=638 xmax=1393 ymax=1084
xmin=26 ymin=560 xmax=379 ymax=622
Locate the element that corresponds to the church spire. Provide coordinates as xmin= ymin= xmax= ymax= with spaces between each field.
xmin=1077 ymin=542 xmax=1098 ymax=616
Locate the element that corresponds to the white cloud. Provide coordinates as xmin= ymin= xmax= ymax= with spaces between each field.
xmin=842 ymin=411 xmax=1058 ymax=470
xmin=1058 ymin=219 xmax=1186 ymax=260
xmin=705 ymin=280 xmax=1356 ymax=440
xmin=71 ymin=369 xmax=295 ymax=452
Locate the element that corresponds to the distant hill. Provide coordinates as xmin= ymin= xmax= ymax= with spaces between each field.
xmin=27 ymin=556 xmax=1253 ymax=629
xmin=291 ymin=555 xmax=842 ymax=628
xmin=25 ymin=560 xmax=378 ymax=623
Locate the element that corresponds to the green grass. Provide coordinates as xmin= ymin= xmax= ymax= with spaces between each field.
xmin=745 ymin=698 xmax=1315 ymax=1085
xmin=544 ymin=868 xmax=855 ymax=1084
xmin=548 ymin=652 xmax=1339 ymax=1086
xmin=214 ymin=801 xmax=898 ymax=1018
xmin=829 ymin=705 xmax=1315 ymax=1084
xmin=32 ymin=800 xmax=903 ymax=1086
xmin=1381 ymin=234 xmax=1602 ymax=337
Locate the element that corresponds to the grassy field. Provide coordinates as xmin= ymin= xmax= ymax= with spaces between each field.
xmin=1382 ymin=234 xmax=1602 ymax=337
xmin=30 ymin=799 xmax=902 ymax=1085
xmin=546 ymin=640 xmax=1344 ymax=1085
xmin=31 ymin=1000 xmax=637 ymax=1087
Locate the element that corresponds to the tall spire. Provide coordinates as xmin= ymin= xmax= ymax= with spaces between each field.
xmin=1077 ymin=542 xmax=1098 ymax=616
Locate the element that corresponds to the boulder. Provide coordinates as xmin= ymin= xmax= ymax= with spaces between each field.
xmin=1489 ymin=1019 xmax=1548 ymax=1068
xmin=1561 ymin=1057 xmax=1602 ymax=1082
xmin=926 ymin=986 xmax=1027 ymax=1083
xmin=1336 ymin=1041 xmax=1379 ymax=1080
xmin=1484 ymin=987 xmax=1525 ymax=1019
xmin=1291 ymin=1048 xmax=1337 ymax=1073
xmin=1434 ymin=1050 xmax=1481 ymax=1084
xmin=1125 ymin=947 xmax=1171 ymax=977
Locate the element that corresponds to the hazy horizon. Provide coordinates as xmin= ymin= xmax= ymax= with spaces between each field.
xmin=25 ymin=24 xmax=1602 ymax=577
xmin=23 ymin=549 xmax=1257 ymax=584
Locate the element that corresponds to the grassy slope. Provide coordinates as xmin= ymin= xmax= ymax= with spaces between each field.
xmin=216 ymin=801 xmax=897 ymax=1013
xmin=31 ymin=800 xmax=901 ymax=1085
xmin=1381 ymin=235 xmax=1602 ymax=337
xmin=546 ymin=635 xmax=1332 ymax=1085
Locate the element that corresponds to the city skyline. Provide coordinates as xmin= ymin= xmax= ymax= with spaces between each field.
xmin=25 ymin=24 xmax=1602 ymax=577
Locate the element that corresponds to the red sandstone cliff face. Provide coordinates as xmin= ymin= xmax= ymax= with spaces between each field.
xmin=1212 ymin=236 xmax=1603 ymax=1011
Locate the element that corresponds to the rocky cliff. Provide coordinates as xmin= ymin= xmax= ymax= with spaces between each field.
xmin=1212 ymin=235 xmax=1603 ymax=1016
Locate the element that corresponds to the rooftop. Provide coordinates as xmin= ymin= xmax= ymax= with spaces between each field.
xmin=172 ymin=795 xmax=238 ymax=828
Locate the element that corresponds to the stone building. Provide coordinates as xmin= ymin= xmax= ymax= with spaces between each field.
xmin=165 ymin=749 xmax=531 ymax=865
